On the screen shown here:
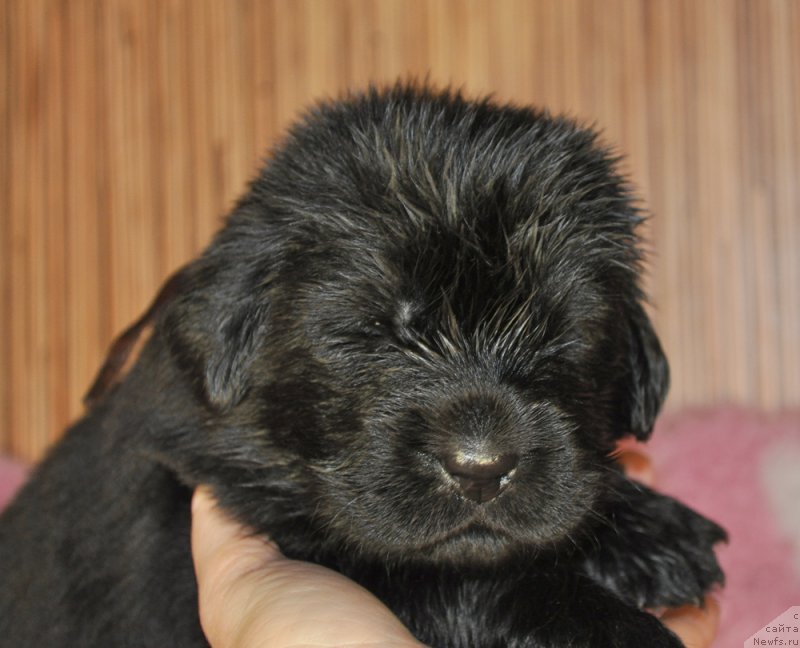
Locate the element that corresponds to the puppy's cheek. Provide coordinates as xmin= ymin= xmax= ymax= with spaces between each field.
xmin=255 ymin=375 xmax=364 ymax=461
xmin=314 ymin=440 xmax=462 ymax=548
xmin=508 ymin=471 xmax=603 ymax=544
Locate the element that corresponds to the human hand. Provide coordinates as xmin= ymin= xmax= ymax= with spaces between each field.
xmin=192 ymin=454 xmax=719 ymax=648
xmin=191 ymin=486 xmax=427 ymax=648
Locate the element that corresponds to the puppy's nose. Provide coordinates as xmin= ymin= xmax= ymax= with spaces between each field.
xmin=441 ymin=453 xmax=518 ymax=503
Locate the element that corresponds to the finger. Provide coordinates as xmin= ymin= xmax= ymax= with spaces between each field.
xmin=616 ymin=450 xmax=655 ymax=486
xmin=661 ymin=597 xmax=720 ymax=648
xmin=191 ymin=487 xmax=282 ymax=583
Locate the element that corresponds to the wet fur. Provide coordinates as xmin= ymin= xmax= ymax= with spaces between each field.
xmin=0 ymin=85 xmax=725 ymax=647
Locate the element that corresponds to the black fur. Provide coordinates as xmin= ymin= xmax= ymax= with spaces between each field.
xmin=0 ymin=85 xmax=725 ymax=647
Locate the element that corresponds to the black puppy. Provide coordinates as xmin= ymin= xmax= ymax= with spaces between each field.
xmin=0 ymin=85 xmax=725 ymax=647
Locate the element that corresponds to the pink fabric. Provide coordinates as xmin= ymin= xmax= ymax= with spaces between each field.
xmin=0 ymin=457 xmax=28 ymax=512
xmin=650 ymin=408 xmax=800 ymax=646
xmin=1 ymin=408 xmax=798 ymax=644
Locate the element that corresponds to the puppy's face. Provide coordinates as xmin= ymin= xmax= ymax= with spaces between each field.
xmin=161 ymin=87 xmax=668 ymax=565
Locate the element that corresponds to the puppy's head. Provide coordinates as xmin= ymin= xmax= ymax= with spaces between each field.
xmin=158 ymin=86 xmax=668 ymax=564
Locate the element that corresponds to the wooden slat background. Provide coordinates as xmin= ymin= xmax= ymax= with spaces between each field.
xmin=2 ymin=0 xmax=799 ymax=463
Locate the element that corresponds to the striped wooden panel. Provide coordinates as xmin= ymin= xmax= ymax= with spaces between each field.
xmin=2 ymin=0 xmax=799 ymax=462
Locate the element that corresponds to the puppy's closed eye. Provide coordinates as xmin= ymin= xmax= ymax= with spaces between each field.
xmin=351 ymin=301 xmax=426 ymax=345
xmin=359 ymin=319 xmax=392 ymax=338
xmin=393 ymin=300 xmax=429 ymax=340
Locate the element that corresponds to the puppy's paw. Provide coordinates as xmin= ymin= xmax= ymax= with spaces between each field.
xmin=545 ymin=584 xmax=686 ymax=648
xmin=600 ymin=611 xmax=685 ymax=648
xmin=582 ymin=480 xmax=726 ymax=609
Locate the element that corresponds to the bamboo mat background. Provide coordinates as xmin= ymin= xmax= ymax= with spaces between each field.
xmin=2 ymin=0 xmax=799 ymax=462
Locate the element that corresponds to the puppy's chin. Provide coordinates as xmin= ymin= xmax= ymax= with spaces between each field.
xmin=408 ymin=525 xmax=520 ymax=566
xmin=322 ymin=493 xmax=595 ymax=567
xmin=350 ymin=522 xmax=563 ymax=567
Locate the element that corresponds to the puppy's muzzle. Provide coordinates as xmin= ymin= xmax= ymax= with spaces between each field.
xmin=440 ymin=452 xmax=518 ymax=503
xmin=426 ymin=388 xmax=524 ymax=503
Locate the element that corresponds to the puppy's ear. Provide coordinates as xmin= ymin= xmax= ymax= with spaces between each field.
xmin=161 ymin=260 xmax=269 ymax=412
xmin=84 ymin=266 xmax=192 ymax=407
xmin=618 ymin=303 xmax=670 ymax=441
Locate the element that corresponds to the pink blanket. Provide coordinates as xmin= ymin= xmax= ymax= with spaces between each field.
xmin=0 ymin=457 xmax=27 ymax=512
xmin=650 ymin=408 xmax=800 ymax=646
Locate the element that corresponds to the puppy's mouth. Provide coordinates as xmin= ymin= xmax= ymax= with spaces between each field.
xmin=411 ymin=518 xmax=515 ymax=561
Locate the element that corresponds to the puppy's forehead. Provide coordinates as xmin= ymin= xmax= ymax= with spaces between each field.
xmin=243 ymin=87 xmax=644 ymax=313
xmin=263 ymin=88 xmax=640 ymax=268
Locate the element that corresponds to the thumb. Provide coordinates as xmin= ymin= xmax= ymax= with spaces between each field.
xmin=191 ymin=486 xmax=285 ymax=647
